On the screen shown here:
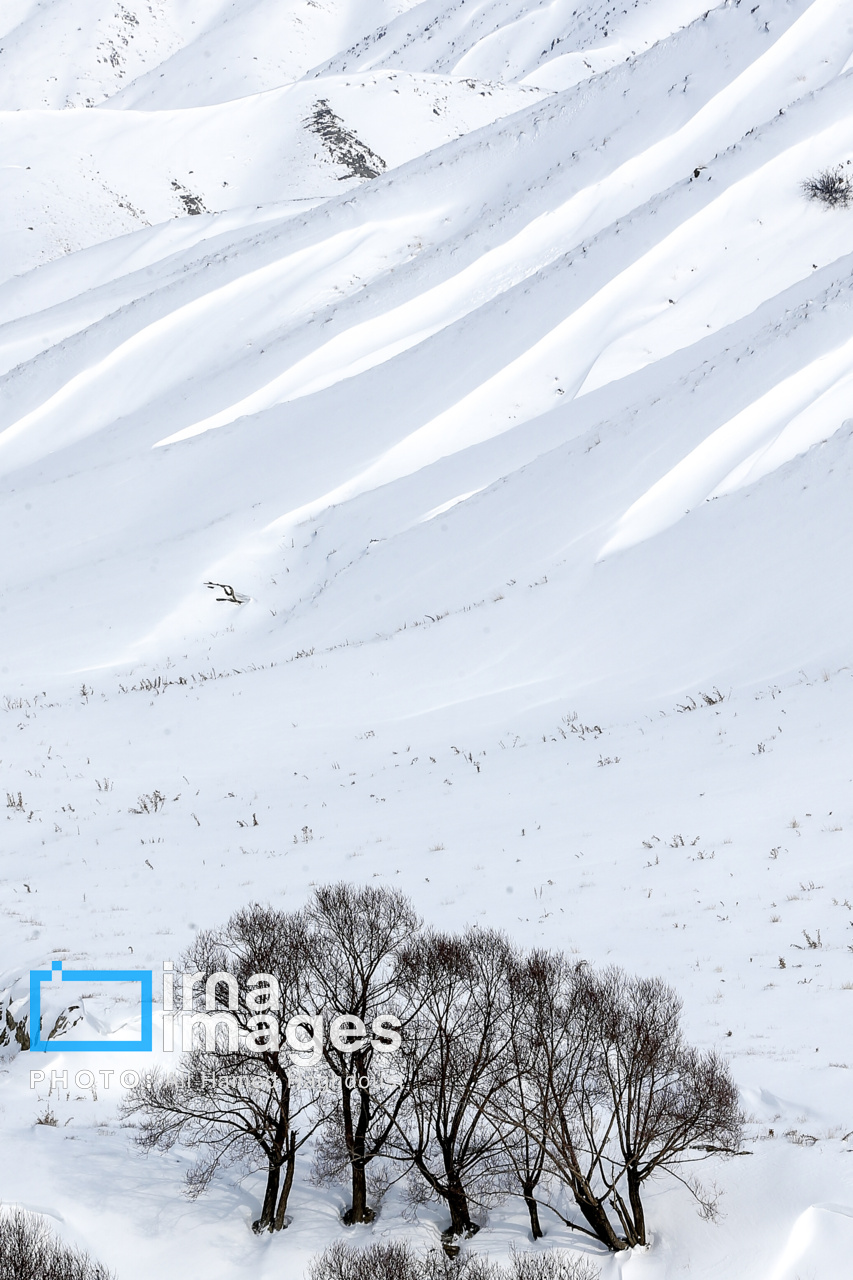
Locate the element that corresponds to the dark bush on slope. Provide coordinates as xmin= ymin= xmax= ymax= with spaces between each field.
xmin=802 ymin=166 xmax=852 ymax=207
xmin=0 ymin=1207 xmax=114 ymax=1280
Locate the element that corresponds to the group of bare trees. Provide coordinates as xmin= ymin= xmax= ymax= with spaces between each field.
xmin=122 ymin=884 xmax=742 ymax=1252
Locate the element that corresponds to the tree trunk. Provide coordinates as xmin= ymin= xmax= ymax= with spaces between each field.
xmin=253 ymin=1161 xmax=281 ymax=1233
xmin=273 ymin=1133 xmax=297 ymax=1230
xmin=341 ymin=1066 xmax=375 ymax=1223
xmin=572 ymin=1189 xmax=628 ymax=1252
xmin=626 ymin=1167 xmax=646 ymax=1246
xmin=522 ymin=1181 xmax=543 ymax=1239
xmin=446 ymin=1180 xmax=476 ymax=1237
xmin=255 ymin=1067 xmax=291 ymax=1233
xmin=344 ymin=1157 xmax=374 ymax=1224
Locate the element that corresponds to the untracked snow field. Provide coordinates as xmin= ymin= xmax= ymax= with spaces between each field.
xmin=1 ymin=0 xmax=853 ymax=1276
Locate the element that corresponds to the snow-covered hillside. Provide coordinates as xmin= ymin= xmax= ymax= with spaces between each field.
xmin=1 ymin=0 xmax=852 ymax=1277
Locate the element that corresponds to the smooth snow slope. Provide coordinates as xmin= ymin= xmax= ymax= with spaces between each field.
xmin=1 ymin=1 xmax=853 ymax=1278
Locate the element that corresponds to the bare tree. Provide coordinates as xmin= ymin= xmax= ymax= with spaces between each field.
xmin=589 ymin=968 xmax=743 ymax=1246
xmin=122 ymin=906 xmax=324 ymax=1232
xmin=496 ymin=953 xmax=628 ymax=1251
xmin=307 ymin=883 xmax=420 ymax=1223
xmin=486 ymin=951 xmax=564 ymax=1240
xmin=515 ymin=963 xmax=743 ymax=1251
xmin=124 ymin=1048 xmax=322 ymax=1231
xmin=391 ymin=928 xmax=516 ymax=1240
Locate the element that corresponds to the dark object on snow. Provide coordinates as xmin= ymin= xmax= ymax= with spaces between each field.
xmin=802 ymin=166 xmax=852 ymax=208
xmin=204 ymin=581 xmax=248 ymax=604
xmin=305 ymin=100 xmax=386 ymax=180
xmin=308 ymin=1239 xmax=600 ymax=1280
xmin=0 ymin=1206 xmax=115 ymax=1280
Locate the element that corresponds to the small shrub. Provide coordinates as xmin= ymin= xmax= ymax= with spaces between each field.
xmin=128 ymin=791 xmax=166 ymax=815
xmin=421 ymin=1253 xmax=498 ymax=1280
xmin=308 ymin=1240 xmax=421 ymax=1280
xmin=308 ymin=1244 xmax=598 ymax=1280
xmin=507 ymin=1252 xmax=599 ymax=1280
xmin=802 ymin=167 xmax=852 ymax=208
xmin=0 ymin=1206 xmax=115 ymax=1280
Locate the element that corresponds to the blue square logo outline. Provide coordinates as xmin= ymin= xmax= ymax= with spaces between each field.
xmin=29 ymin=961 xmax=153 ymax=1052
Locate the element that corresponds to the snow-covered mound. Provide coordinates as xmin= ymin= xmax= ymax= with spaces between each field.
xmin=1 ymin=1 xmax=852 ymax=1278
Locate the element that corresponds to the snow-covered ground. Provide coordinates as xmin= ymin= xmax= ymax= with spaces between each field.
xmin=1 ymin=0 xmax=852 ymax=1276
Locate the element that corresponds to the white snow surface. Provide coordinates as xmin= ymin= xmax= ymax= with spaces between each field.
xmin=1 ymin=0 xmax=853 ymax=1277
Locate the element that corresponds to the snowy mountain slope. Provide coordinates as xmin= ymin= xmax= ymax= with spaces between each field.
xmin=6 ymin=0 xmax=839 ymax=284
xmin=0 ymin=0 xmax=184 ymax=110
xmin=5 ymin=2 xmax=851 ymax=453
xmin=0 ymin=0 xmax=426 ymax=110
xmin=0 ymin=0 xmax=742 ymax=113
xmin=1 ymin=1 xmax=853 ymax=1278
xmin=0 ymin=73 xmax=547 ymax=282
xmin=1 ymin=2 xmax=851 ymax=677
xmin=101 ymin=0 xmax=429 ymax=109
xmin=311 ymin=0 xmax=719 ymax=90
